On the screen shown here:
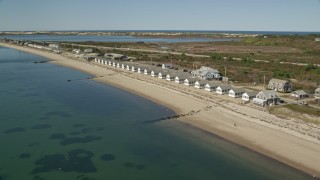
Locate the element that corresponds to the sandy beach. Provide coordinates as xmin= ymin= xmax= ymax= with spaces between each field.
xmin=1 ymin=43 xmax=320 ymax=176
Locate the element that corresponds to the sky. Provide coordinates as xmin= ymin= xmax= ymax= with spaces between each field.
xmin=0 ymin=0 xmax=320 ymax=32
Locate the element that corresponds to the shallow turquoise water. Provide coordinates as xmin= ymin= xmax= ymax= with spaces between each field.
xmin=0 ymin=47 xmax=312 ymax=180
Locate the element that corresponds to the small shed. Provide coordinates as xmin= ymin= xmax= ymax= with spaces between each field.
xmin=291 ymin=90 xmax=308 ymax=99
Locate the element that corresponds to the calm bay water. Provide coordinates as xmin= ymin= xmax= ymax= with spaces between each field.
xmin=0 ymin=47 xmax=312 ymax=180
xmin=1 ymin=35 xmax=238 ymax=43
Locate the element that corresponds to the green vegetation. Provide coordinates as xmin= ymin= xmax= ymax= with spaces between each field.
xmin=269 ymin=104 xmax=320 ymax=124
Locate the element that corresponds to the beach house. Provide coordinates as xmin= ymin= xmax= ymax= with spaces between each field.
xmin=112 ymin=61 xmax=117 ymax=67
xmin=175 ymin=75 xmax=189 ymax=84
xmin=205 ymin=82 xmax=220 ymax=92
xmin=242 ymin=91 xmax=258 ymax=102
xmin=195 ymin=80 xmax=209 ymax=89
xmin=162 ymin=64 xmax=173 ymax=69
xmin=253 ymin=90 xmax=280 ymax=106
xmin=184 ymin=78 xmax=198 ymax=86
xmin=192 ymin=66 xmax=220 ymax=80
xmin=126 ymin=65 xmax=131 ymax=71
xmin=216 ymin=84 xmax=232 ymax=95
xmin=166 ymin=73 xmax=176 ymax=81
xmin=131 ymin=66 xmax=138 ymax=72
xmin=137 ymin=67 xmax=145 ymax=74
xmin=268 ymin=78 xmax=292 ymax=93
xmin=315 ymin=87 xmax=320 ymax=99
xmin=228 ymin=88 xmax=246 ymax=98
xmin=121 ymin=64 xmax=126 ymax=69
xmin=151 ymin=70 xmax=160 ymax=77
xmin=158 ymin=72 xmax=167 ymax=79
xmin=291 ymin=90 xmax=308 ymax=99
xmin=144 ymin=68 xmax=151 ymax=75
xmin=84 ymin=49 xmax=93 ymax=54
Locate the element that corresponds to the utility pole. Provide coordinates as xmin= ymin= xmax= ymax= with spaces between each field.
xmin=264 ymin=75 xmax=266 ymax=90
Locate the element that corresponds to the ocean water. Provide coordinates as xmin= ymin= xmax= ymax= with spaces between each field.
xmin=1 ymin=35 xmax=238 ymax=43
xmin=0 ymin=47 xmax=313 ymax=180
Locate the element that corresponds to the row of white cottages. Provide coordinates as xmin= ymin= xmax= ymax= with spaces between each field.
xmin=94 ymin=58 xmax=280 ymax=106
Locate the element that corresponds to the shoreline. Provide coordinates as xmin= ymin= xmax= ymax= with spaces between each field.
xmin=1 ymin=43 xmax=320 ymax=177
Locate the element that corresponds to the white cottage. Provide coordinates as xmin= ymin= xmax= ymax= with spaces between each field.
xmin=291 ymin=90 xmax=308 ymax=99
xmin=144 ymin=69 xmax=151 ymax=75
xmin=216 ymin=84 xmax=232 ymax=95
xmin=151 ymin=70 xmax=160 ymax=77
xmin=126 ymin=65 xmax=131 ymax=71
xmin=195 ymin=80 xmax=209 ymax=89
xmin=242 ymin=91 xmax=258 ymax=102
xmin=175 ymin=75 xmax=189 ymax=84
xmin=137 ymin=67 xmax=145 ymax=74
xmin=158 ymin=72 xmax=167 ymax=79
xmin=166 ymin=74 xmax=176 ymax=81
xmin=184 ymin=78 xmax=198 ymax=86
xmin=162 ymin=64 xmax=173 ymax=69
xmin=131 ymin=66 xmax=138 ymax=72
xmin=229 ymin=88 xmax=245 ymax=98
xmin=253 ymin=90 xmax=280 ymax=106
xmin=204 ymin=82 xmax=220 ymax=92
xmin=121 ymin=64 xmax=126 ymax=69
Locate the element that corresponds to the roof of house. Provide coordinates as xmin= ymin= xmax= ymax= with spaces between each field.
xmin=269 ymin=78 xmax=290 ymax=84
xmin=196 ymin=80 xmax=209 ymax=85
xmin=217 ymin=84 xmax=232 ymax=90
xmin=244 ymin=91 xmax=258 ymax=97
xmin=175 ymin=74 xmax=190 ymax=79
xmin=205 ymin=82 xmax=220 ymax=87
xmin=230 ymin=88 xmax=245 ymax=93
xmin=292 ymin=90 xmax=308 ymax=95
xmin=261 ymin=90 xmax=279 ymax=99
xmin=185 ymin=78 xmax=198 ymax=83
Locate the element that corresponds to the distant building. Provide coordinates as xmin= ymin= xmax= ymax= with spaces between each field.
xmin=175 ymin=74 xmax=189 ymax=84
xmin=315 ymin=38 xmax=320 ymax=42
xmin=192 ymin=66 xmax=220 ymax=80
xmin=49 ymin=44 xmax=59 ymax=49
xmin=204 ymin=82 xmax=220 ymax=92
xmin=162 ymin=64 xmax=173 ymax=69
xmin=253 ymin=90 xmax=280 ymax=106
xmin=242 ymin=91 xmax=258 ymax=102
xmin=315 ymin=87 xmax=320 ymax=99
xmin=84 ymin=49 xmax=93 ymax=54
xmin=228 ymin=88 xmax=245 ymax=98
xmin=291 ymin=90 xmax=308 ymax=99
xmin=267 ymin=78 xmax=292 ymax=93
xmin=184 ymin=78 xmax=198 ymax=86
xmin=216 ymin=84 xmax=232 ymax=95
xmin=195 ymin=80 xmax=209 ymax=89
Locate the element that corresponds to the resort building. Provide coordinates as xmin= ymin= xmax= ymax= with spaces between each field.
xmin=191 ymin=66 xmax=221 ymax=80
xmin=158 ymin=72 xmax=167 ymax=79
xmin=175 ymin=75 xmax=189 ymax=84
xmin=131 ymin=66 xmax=138 ymax=72
xmin=144 ymin=68 xmax=152 ymax=75
xmin=291 ymin=90 xmax=308 ymax=99
xmin=204 ymin=82 xmax=220 ymax=92
xmin=151 ymin=70 xmax=160 ymax=77
xmin=228 ymin=88 xmax=246 ymax=98
xmin=84 ymin=49 xmax=93 ymax=54
xmin=162 ymin=64 xmax=173 ymax=69
xmin=166 ymin=74 xmax=176 ymax=81
xmin=126 ymin=65 xmax=131 ymax=71
xmin=242 ymin=91 xmax=258 ymax=102
xmin=137 ymin=67 xmax=146 ymax=74
xmin=268 ymin=78 xmax=292 ymax=93
xmin=184 ymin=78 xmax=198 ymax=86
xmin=253 ymin=90 xmax=280 ymax=106
xmin=195 ymin=80 xmax=209 ymax=89
xmin=315 ymin=88 xmax=320 ymax=99
xmin=216 ymin=84 xmax=232 ymax=95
